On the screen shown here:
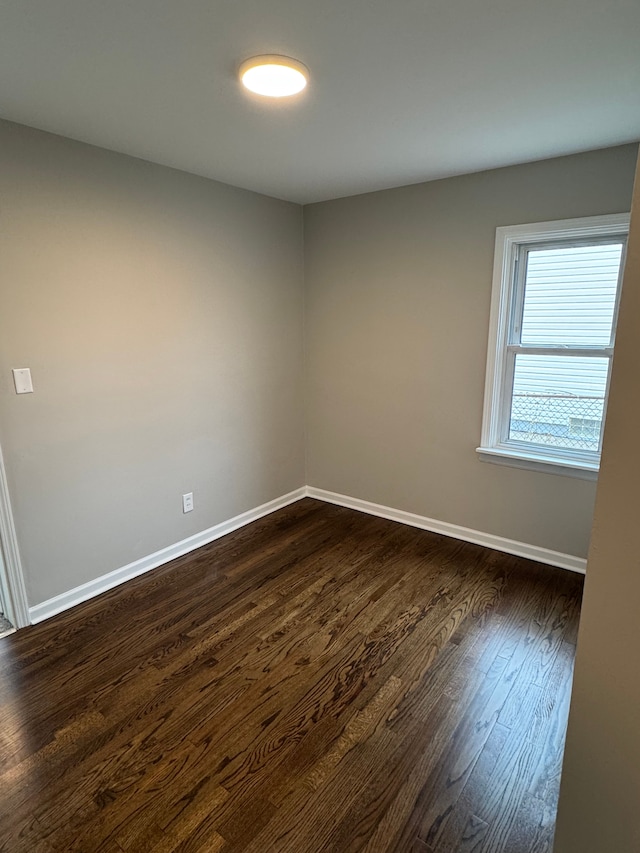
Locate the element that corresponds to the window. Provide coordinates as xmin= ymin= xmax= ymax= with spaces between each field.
xmin=478 ymin=213 xmax=629 ymax=479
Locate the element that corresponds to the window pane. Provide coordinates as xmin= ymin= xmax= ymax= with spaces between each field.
xmin=508 ymin=354 xmax=608 ymax=452
xmin=520 ymin=243 xmax=623 ymax=346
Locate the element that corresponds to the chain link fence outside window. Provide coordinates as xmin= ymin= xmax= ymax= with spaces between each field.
xmin=509 ymin=393 xmax=604 ymax=451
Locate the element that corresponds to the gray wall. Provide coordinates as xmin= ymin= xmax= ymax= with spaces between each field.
xmin=553 ymin=153 xmax=640 ymax=852
xmin=304 ymin=145 xmax=639 ymax=558
xmin=2 ymin=122 xmax=637 ymax=612
xmin=0 ymin=120 xmax=305 ymax=607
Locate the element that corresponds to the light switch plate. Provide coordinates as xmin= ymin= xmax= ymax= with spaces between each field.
xmin=12 ymin=368 xmax=33 ymax=394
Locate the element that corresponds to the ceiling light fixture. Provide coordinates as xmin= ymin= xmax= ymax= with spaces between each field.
xmin=239 ymin=55 xmax=309 ymax=98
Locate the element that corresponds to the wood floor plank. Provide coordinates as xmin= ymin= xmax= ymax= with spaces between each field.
xmin=0 ymin=498 xmax=583 ymax=853
xmin=437 ymin=722 xmax=511 ymax=851
xmin=468 ymin=637 xmax=580 ymax=852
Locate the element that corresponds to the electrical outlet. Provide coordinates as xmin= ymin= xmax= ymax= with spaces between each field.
xmin=182 ymin=492 xmax=194 ymax=513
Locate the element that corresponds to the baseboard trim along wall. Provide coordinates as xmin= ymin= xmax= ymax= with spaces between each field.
xmin=306 ymin=486 xmax=588 ymax=575
xmin=28 ymin=487 xmax=307 ymax=624
xmin=28 ymin=483 xmax=586 ymax=624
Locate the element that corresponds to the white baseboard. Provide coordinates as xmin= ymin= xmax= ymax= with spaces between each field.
xmin=28 ymin=487 xmax=307 ymax=624
xmin=28 ymin=483 xmax=585 ymax=625
xmin=306 ymin=486 xmax=587 ymax=575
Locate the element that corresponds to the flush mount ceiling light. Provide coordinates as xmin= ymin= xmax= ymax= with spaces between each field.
xmin=239 ymin=55 xmax=309 ymax=98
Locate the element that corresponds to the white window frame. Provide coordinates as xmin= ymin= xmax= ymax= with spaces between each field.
xmin=477 ymin=213 xmax=630 ymax=480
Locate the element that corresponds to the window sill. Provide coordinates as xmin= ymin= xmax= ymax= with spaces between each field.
xmin=476 ymin=446 xmax=599 ymax=481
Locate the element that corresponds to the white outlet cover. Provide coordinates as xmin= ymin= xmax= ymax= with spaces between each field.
xmin=13 ymin=368 xmax=33 ymax=394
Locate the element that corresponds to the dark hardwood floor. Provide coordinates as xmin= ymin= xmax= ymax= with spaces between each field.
xmin=0 ymin=498 xmax=583 ymax=853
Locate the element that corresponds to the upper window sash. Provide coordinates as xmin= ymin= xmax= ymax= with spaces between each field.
xmin=509 ymin=236 xmax=625 ymax=350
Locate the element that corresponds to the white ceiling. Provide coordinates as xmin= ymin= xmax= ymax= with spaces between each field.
xmin=0 ymin=0 xmax=638 ymax=204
